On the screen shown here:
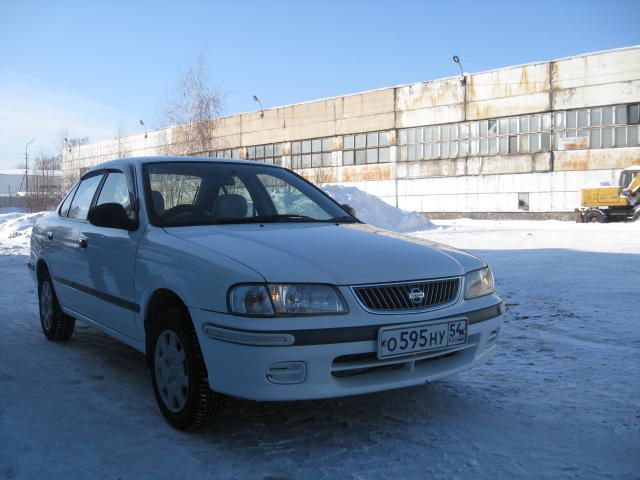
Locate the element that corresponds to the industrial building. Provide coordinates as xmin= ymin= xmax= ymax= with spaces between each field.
xmin=62 ymin=45 xmax=640 ymax=219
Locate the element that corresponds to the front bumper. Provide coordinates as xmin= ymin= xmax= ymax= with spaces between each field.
xmin=190 ymin=295 xmax=504 ymax=401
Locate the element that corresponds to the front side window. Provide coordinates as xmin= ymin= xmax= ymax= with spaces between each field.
xmin=96 ymin=171 xmax=134 ymax=219
xmin=68 ymin=174 xmax=103 ymax=220
xmin=144 ymin=162 xmax=353 ymax=227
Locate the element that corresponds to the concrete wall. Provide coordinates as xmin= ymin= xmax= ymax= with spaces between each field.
xmin=62 ymin=46 xmax=640 ymax=216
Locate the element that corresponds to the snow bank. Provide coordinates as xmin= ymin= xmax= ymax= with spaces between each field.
xmin=322 ymin=184 xmax=434 ymax=233
xmin=0 ymin=209 xmax=46 ymax=255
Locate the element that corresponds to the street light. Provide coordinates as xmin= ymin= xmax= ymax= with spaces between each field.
xmin=139 ymin=119 xmax=148 ymax=138
xmin=452 ymin=55 xmax=466 ymax=85
xmin=252 ymin=95 xmax=264 ymax=117
xmin=25 ymin=140 xmax=34 ymax=196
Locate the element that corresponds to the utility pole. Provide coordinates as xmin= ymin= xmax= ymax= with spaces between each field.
xmin=25 ymin=140 xmax=34 ymax=196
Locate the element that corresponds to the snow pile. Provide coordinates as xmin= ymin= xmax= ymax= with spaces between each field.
xmin=0 ymin=209 xmax=46 ymax=255
xmin=322 ymin=184 xmax=434 ymax=232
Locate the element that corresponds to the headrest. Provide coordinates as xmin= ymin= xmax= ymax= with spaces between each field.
xmin=151 ymin=190 xmax=165 ymax=214
xmin=213 ymin=194 xmax=248 ymax=219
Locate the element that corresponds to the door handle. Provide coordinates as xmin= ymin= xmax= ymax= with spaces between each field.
xmin=47 ymin=231 xmax=53 ymax=241
xmin=79 ymin=237 xmax=88 ymax=249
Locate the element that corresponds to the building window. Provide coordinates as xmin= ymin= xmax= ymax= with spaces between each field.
xmin=398 ymin=113 xmax=551 ymax=161
xmin=555 ymin=103 xmax=640 ymax=149
xmin=518 ymin=193 xmax=529 ymax=211
xmin=291 ymin=137 xmax=334 ymax=169
xmin=343 ymin=131 xmax=391 ymax=166
xmin=212 ymin=148 xmax=241 ymax=160
xmin=245 ymin=143 xmax=283 ymax=165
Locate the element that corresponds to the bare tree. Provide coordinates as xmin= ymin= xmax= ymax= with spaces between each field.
xmin=58 ymin=128 xmax=89 ymax=191
xmin=157 ymin=53 xmax=224 ymax=156
xmin=306 ymin=166 xmax=335 ymax=185
xmin=25 ymin=151 xmax=64 ymax=212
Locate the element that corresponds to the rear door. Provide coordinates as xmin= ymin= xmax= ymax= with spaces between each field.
xmin=52 ymin=172 xmax=105 ymax=313
xmin=75 ymin=168 xmax=142 ymax=340
xmin=43 ymin=182 xmax=80 ymax=309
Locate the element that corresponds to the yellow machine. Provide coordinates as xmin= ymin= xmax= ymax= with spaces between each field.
xmin=576 ymin=166 xmax=640 ymax=222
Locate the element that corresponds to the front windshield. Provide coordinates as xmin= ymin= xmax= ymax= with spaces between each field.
xmin=143 ymin=161 xmax=356 ymax=227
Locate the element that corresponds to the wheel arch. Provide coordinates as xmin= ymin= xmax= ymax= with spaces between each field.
xmin=143 ymin=288 xmax=192 ymax=341
xmin=36 ymin=258 xmax=50 ymax=284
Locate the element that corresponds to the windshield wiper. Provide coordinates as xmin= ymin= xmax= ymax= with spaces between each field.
xmin=216 ymin=214 xmax=323 ymax=224
xmin=329 ymin=215 xmax=359 ymax=223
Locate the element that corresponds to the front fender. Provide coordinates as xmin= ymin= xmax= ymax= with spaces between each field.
xmin=134 ymin=227 xmax=265 ymax=336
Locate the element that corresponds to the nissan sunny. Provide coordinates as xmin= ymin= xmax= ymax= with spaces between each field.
xmin=29 ymin=156 xmax=504 ymax=430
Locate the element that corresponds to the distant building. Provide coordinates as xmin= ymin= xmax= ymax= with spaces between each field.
xmin=62 ymin=46 xmax=640 ymax=219
xmin=0 ymin=169 xmax=62 ymax=208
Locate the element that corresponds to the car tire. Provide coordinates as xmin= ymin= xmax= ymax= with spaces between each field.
xmin=633 ymin=210 xmax=640 ymax=222
xmin=582 ymin=209 xmax=606 ymax=223
xmin=38 ymin=274 xmax=75 ymax=341
xmin=148 ymin=307 xmax=224 ymax=430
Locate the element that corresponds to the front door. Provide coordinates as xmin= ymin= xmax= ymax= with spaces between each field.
xmin=75 ymin=169 xmax=142 ymax=340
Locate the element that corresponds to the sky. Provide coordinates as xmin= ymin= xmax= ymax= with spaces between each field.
xmin=1 ymin=0 xmax=639 ymax=169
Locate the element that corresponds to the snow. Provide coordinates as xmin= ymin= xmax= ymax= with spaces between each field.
xmin=322 ymin=184 xmax=434 ymax=232
xmin=0 ymin=208 xmax=46 ymax=256
xmin=1 ymin=211 xmax=639 ymax=479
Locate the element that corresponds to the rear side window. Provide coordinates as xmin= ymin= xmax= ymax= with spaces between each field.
xmin=58 ymin=183 xmax=79 ymax=217
xmin=96 ymin=172 xmax=134 ymax=219
xmin=68 ymin=174 xmax=103 ymax=220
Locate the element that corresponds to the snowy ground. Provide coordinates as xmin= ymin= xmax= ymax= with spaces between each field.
xmin=1 ymin=209 xmax=639 ymax=479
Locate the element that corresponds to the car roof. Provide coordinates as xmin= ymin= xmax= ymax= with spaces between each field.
xmin=85 ymin=156 xmax=278 ymax=174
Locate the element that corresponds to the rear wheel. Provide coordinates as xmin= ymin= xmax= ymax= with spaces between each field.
xmin=582 ymin=209 xmax=606 ymax=223
xmin=38 ymin=275 xmax=75 ymax=341
xmin=148 ymin=308 xmax=224 ymax=430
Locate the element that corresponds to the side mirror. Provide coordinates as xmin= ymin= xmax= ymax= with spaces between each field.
xmin=88 ymin=203 xmax=137 ymax=231
xmin=341 ymin=203 xmax=356 ymax=217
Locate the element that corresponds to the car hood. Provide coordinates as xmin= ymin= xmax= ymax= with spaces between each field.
xmin=166 ymin=223 xmax=486 ymax=285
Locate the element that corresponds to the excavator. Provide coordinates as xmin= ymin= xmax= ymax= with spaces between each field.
xmin=576 ymin=165 xmax=640 ymax=222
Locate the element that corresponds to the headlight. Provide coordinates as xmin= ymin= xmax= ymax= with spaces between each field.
xmin=228 ymin=284 xmax=347 ymax=316
xmin=464 ymin=267 xmax=495 ymax=299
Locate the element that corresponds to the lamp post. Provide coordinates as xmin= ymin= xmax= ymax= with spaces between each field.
xmin=252 ymin=95 xmax=264 ymax=118
xmin=140 ymin=120 xmax=148 ymax=155
xmin=139 ymin=120 xmax=147 ymax=138
xmin=25 ymin=140 xmax=34 ymax=196
xmin=452 ymin=55 xmax=466 ymax=84
xmin=453 ymin=55 xmax=467 ymax=121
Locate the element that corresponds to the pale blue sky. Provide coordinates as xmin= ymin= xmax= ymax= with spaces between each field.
xmin=1 ymin=0 xmax=639 ymax=168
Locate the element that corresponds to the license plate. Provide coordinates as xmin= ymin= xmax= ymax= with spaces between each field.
xmin=377 ymin=319 xmax=468 ymax=359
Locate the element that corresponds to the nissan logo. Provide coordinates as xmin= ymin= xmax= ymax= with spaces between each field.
xmin=408 ymin=288 xmax=425 ymax=303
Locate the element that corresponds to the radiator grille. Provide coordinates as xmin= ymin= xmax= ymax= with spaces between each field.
xmin=353 ymin=277 xmax=460 ymax=312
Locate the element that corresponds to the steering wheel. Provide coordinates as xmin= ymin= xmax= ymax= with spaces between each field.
xmin=162 ymin=204 xmax=212 ymax=219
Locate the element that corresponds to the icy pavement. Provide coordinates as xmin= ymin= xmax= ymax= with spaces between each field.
xmin=0 ymin=214 xmax=639 ymax=479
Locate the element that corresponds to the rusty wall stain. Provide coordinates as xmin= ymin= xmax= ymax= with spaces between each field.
xmin=555 ymin=149 xmax=640 ymax=171
xmin=341 ymin=164 xmax=392 ymax=182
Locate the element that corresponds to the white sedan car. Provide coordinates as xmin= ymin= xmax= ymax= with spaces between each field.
xmin=29 ymin=157 xmax=504 ymax=430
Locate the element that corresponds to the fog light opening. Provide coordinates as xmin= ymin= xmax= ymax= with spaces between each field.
xmin=266 ymin=362 xmax=307 ymax=384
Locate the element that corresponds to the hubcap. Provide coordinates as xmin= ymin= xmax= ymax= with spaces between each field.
xmin=154 ymin=330 xmax=189 ymax=413
xmin=40 ymin=281 xmax=53 ymax=330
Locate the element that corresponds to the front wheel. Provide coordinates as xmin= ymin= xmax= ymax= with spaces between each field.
xmin=582 ymin=209 xmax=606 ymax=223
xmin=148 ymin=308 xmax=224 ymax=430
xmin=39 ymin=275 xmax=75 ymax=341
